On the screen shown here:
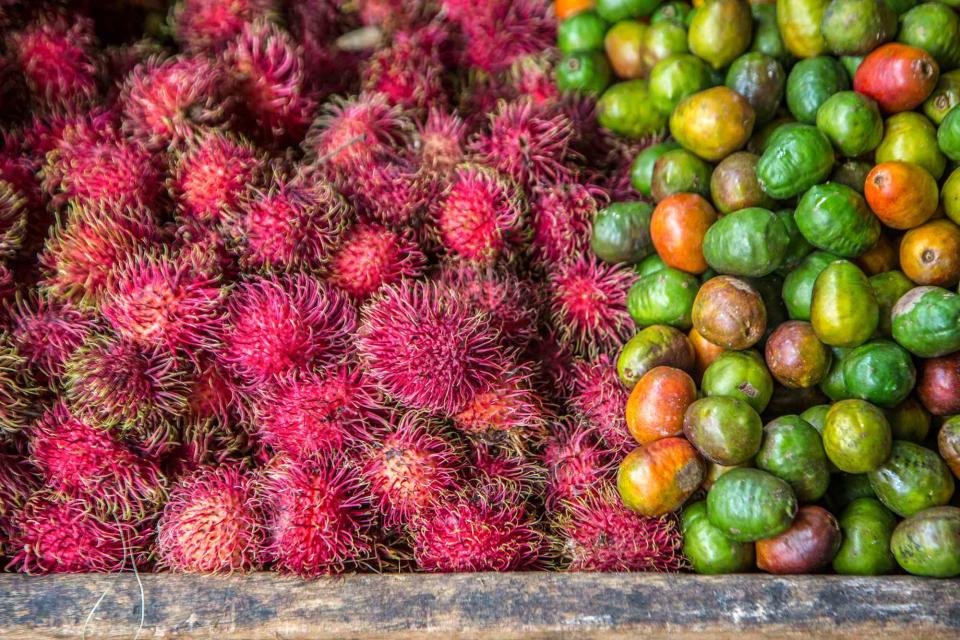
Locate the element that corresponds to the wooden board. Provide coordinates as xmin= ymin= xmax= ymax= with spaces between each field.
xmin=1 ymin=573 xmax=958 ymax=639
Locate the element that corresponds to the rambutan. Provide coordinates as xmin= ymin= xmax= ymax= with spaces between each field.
xmin=469 ymin=99 xmax=576 ymax=189
xmin=432 ymin=165 xmax=526 ymax=264
xmin=0 ymin=179 xmax=28 ymax=260
xmin=8 ymin=492 xmax=152 ymax=574
xmin=453 ymin=369 xmax=549 ymax=446
xmin=173 ymin=220 xmax=237 ymax=280
xmin=356 ymin=280 xmax=504 ymax=414
xmin=157 ymin=465 xmax=262 ymax=573
xmin=252 ymin=364 xmax=383 ymax=459
xmin=172 ymin=0 xmax=277 ymax=53
xmin=259 ymin=453 xmax=374 ymax=576
xmin=454 ymin=0 xmax=556 ymax=74
xmin=8 ymin=294 xmax=97 ymax=383
xmin=529 ymin=181 xmax=603 ymax=268
xmin=169 ymin=131 xmax=266 ymax=226
xmin=542 ymin=422 xmax=615 ymax=511
xmin=229 ymin=173 xmax=348 ymax=272
xmin=120 ymin=55 xmax=233 ymax=151
xmin=410 ymin=482 xmax=545 ymax=572
xmin=416 ymin=108 xmax=467 ymax=173
xmin=328 ymin=223 xmax=426 ymax=300
xmin=357 ymin=0 xmax=426 ymax=30
xmin=351 ymin=161 xmax=435 ymax=231
xmin=568 ymin=354 xmax=633 ymax=456
xmin=186 ymin=355 xmax=240 ymax=424
xmin=466 ymin=441 xmax=546 ymax=498
xmin=220 ymin=273 xmax=356 ymax=386
xmin=510 ymin=54 xmax=561 ymax=106
xmin=0 ymin=334 xmax=37 ymax=434
xmin=100 ymin=247 xmax=225 ymax=355
xmin=225 ymin=20 xmax=316 ymax=146
xmin=0 ymin=452 xmax=38 ymax=557
xmin=548 ymin=255 xmax=634 ymax=355
xmin=362 ymin=411 xmax=460 ymax=526
xmin=525 ymin=328 xmax=579 ymax=400
xmin=361 ymin=30 xmax=445 ymax=111
xmin=556 ymin=487 xmax=687 ymax=572
xmin=171 ymin=416 xmax=254 ymax=475
xmin=29 ymin=402 xmax=168 ymax=518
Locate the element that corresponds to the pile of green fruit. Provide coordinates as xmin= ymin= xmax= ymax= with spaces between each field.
xmin=562 ymin=0 xmax=960 ymax=576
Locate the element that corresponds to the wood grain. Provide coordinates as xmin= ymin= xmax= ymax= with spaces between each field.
xmin=1 ymin=573 xmax=957 ymax=639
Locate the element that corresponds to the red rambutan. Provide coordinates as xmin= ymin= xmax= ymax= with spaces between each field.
xmin=0 ymin=452 xmax=38 ymax=556
xmin=361 ymin=30 xmax=445 ymax=111
xmin=362 ymin=411 xmax=461 ymax=526
xmin=510 ymin=54 xmax=561 ymax=106
xmin=173 ymin=220 xmax=237 ymax=280
xmin=157 ymin=465 xmax=262 ymax=573
xmin=410 ymin=482 xmax=545 ymax=572
xmin=416 ymin=108 xmax=467 ymax=173
xmin=548 ymin=255 xmax=634 ymax=355
xmin=221 ymin=273 xmax=356 ymax=385
xmin=542 ymin=422 xmax=615 ymax=511
xmin=432 ymin=165 xmax=525 ymax=264
xmin=529 ymin=181 xmax=604 ymax=268
xmin=556 ymin=487 xmax=687 ymax=572
xmin=454 ymin=0 xmax=555 ymax=74
xmin=0 ymin=334 xmax=37 ymax=434
xmin=568 ymin=354 xmax=633 ymax=456
xmin=465 ymin=441 xmax=546 ymax=498
xmin=260 ymin=453 xmax=373 ymax=576
xmin=453 ymin=369 xmax=548 ymax=446
xmin=186 ymin=355 xmax=240 ymax=424
xmin=0 ymin=180 xmax=28 ymax=260
xmin=328 ymin=223 xmax=426 ymax=300
xmin=352 ymin=161 xmax=435 ymax=231
xmin=356 ymin=280 xmax=504 ymax=414
xmin=357 ymin=0 xmax=426 ymax=30
xmin=8 ymin=294 xmax=97 ymax=383
xmin=173 ymin=0 xmax=277 ymax=53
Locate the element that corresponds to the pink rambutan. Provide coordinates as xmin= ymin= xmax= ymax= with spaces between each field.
xmin=452 ymin=369 xmax=548 ymax=446
xmin=0 ymin=452 xmax=38 ymax=557
xmin=542 ymin=422 xmax=615 ymax=511
xmin=260 ymin=453 xmax=373 ymax=576
xmin=356 ymin=280 xmax=504 ymax=414
xmin=361 ymin=30 xmax=445 ymax=111
xmin=100 ymin=247 xmax=225 ymax=355
xmin=169 ymin=131 xmax=266 ymax=226
xmin=548 ymin=255 xmax=634 ymax=355
xmin=529 ymin=181 xmax=604 ymax=268
xmin=120 ymin=55 xmax=233 ymax=151
xmin=569 ymin=355 xmax=633 ymax=456
xmin=173 ymin=220 xmax=237 ymax=280
xmin=469 ymin=99 xmax=576 ymax=189
xmin=410 ymin=482 xmax=545 ymax=572
xmin=0 ymin=334 xmax=37 ymax=434
xmin=157 ymin=465 xmax=262 ymax=573
xmin=8 ymin=492 xmax=152 ymax=574
xmin=454 ymin=0 xmax=556 ymax=74
xmin=357 ymin=0 xmax=426 ymax=30
xmin=466 ymin=441 xmax=546 ymax=498
xmin=252 ymin=364 xmax=383 ymax=459
xmin=229 ymin=173 xmax=348 ymax=272
xmin=362 ymin=411 xmax=461 ymax=526
xmin=8 ymin=294 xmax=97 ymax=383
xmin=510 ymin=54 xmax=561 ymax=106
xmin=0 ymin=179 xmax=28 ymax=260
xmin=352 ymin=161 xmax=435 ymax=231
xmin=186 ymin=355 xmax=240 ymax=424
xmin=328 ymin=223 xmax=426 ymax=300
xmin=225 ymin=20 xmax=316 ymax=146
xmin=220 ymin=273 xmax=356 ymax=386
xmin=416 ymin=108 xmax=467 ymax=173
xmin=173 ymin=0 xmax=277 ymax=53
xmin=556 ymin=487 xmax=687 ymax=572
xmin=432 ymin=165 xmax=526 ymax=264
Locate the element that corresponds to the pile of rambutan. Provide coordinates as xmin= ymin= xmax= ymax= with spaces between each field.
xmin=0 ymin=0 xmax=683 ymax=577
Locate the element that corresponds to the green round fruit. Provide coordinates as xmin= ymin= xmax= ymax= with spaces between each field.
xmin=869 ymin=270 xmax=914 ymax=337
xmin=923 ymin=70 xmax=960 ymax=126
xmin=830 ymin=159 xmax=872 ymax=195
xmin=652 ymin=1 xmax=694 ymax=25
xmin=891 ymin=286 xmax=960 ymax=358
xmin=869 ymin=441 xmax=955 ymax=517
xmin=821 ymin=0 xmax=897 ymax=55
xmin=709 ymin=152 xmax=777 ymax=216
xmin=682 ymin=501 xmax=756 ymax=574
xmin=630 ymin=141 xmax=681 ymax=197
xmin=750 ymin=3 xmax=793 ymax=65
xmin=702 ymin=207 xmax=789 ymax=277
xmin=800 ymin=404 xmax=830 ymax=433
xmin=641 ymin=20 xmax=690 ymax=71
xmin=650 ymin=148 xmax=713 ymax=202
xmin=755 ymin=415 xmax=831 ymax=502
xmin=898 ymin=3 xmax=960 ymax=70
xmin=707 ymin=467 xmax=799 ymax=542
xmin=591 ymin=201 xmax=654 ymax=264
xmin=636 ymin=253 xmax=668 ymax=276
xmin=943 ymin=168 xmax=960 ymax=225
xmin=781 ymin=250 xmax=838 ymax=321
xmin=684 ymin=396 xmax=764 ymax=465
xmin=618 ymin=324 xmax=696 ymax=386
xmin=701 ymin=349 xmax=774 ymax=414
xmin=597 ymin=0 xmax=661 ymax=21
xmin=875 ymin=111 xmax=946 ymax=180
xmin=891 ymin=506 xmax=960 ymax=577
xmin=810 ymin=260 xmax=879 ymax=348
xmin=557 ymin=52 xmax=613 ymax=96
xmin=757 ymin=124 xmax=835 ymax=200
xmin=688 ymin=0 xmax=754 ymax=70
xmin=823 ymin=399 xmax=892 ymax=473
xmin=558 ymin=11 xmax=609 ymax=53
xmin=795 ymin=183 xmax=880 ymax=258
xmin=815 ymin=91 xmax=883 ymax=158
xmin=785 ymin=56 xmax=850 ymax=124
xmin=775 ymin=210 xmax=814 ymax=270
xmin=725 ymin=52 xmax=786 ymax=124
xmin=840 ymin=340 xmax=916 ymax=408
xmin=839 ymin=54 xmax=865 ymax=79
xmin=628 ymin=267 xmax=700 ymax=328
xmin=832 ymin=497 xmax=897 ymax=575
xmin=937 ymin=106 xmax=960 ymax=162
xmin=819 ymin=347 xmax=852 ymax=401
xmin=649 ymin=54 xmax=714 ymax=115
xmin=597 ymin=80 xmax=669 ymax=139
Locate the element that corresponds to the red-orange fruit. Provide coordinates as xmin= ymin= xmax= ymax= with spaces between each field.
xmin=625 ymin=366 xmax=698 ymax=445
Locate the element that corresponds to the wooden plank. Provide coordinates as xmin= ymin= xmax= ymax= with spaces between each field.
xmin=0 ymin=573 xmax=957 ymax=639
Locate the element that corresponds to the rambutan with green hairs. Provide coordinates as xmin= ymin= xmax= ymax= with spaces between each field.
xmin=416 ymin=108 xmax=467 ymax=173
xmin=361 ymin=29 xmax=446 ymax=111
xmin=221 ymin=273 xmax=356 ymax=386
xmin=548 ymin=255 xmax=634 ymax=355
xmin=356 ymin=279 xmax=504 ymax=414
xmin=157 ymin=465 xmax=263 ymax=573
xmin=555 ymin=486 xmax=687 ymax=572
xmin=101 ymin=247 xmax=225 ymax=355
xmin=0 ymin=452 xmax=39 ymax=558
xmin=542 ymin=422 xmax=615 ymax=511
xmin=529 ymin=181 xmax=604 ymax=268
xmin=259 ymin=452 xmax=374 ymax=576
xmin=432 ymin=164 xmax=526 ymax=264
xmin=8 ymin=293 xmax=97 ymax=383
xmin=0 ymin=333 xmax=38 ymax=435
xmin=172 ymin=0 xmax=278 ymax=53
xmin=465 ymin=441 xmax=546 ymax=499
xmin=361 ymin=411 xmax=461 ymax=527
xmin=170 ymin=416 xmax=255 ymax=476
xmin=328 ymin=223 xmax=426 ymax=301
xmin=569 ymin=354 xmax=632 ymax=456
xmin=0 ymin=179 xmax=28 ymax=260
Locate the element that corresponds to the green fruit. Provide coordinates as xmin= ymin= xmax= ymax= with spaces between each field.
xmin=869 ymin=270 xmax=914 ymax=336
xmin=617 ymin=324 xmax=695 ymax=386
xmin=701 ymin=349 xmax=774 ymax=414
xmin=823 ymin=399 xmax=892 ymax=473
xmin=795 ymin=183 xmax=880 ymax=258
xmin=702 ymin=207 xmax=789 ymax=277
xmin=557 ymin=52 xmax=613 ymax=95
xmin=840 ymin=54 xmax=865 ymax=78
xmin=943 ymin=167 xmax=960 ymax=225
xmin=775 ymin=209 xmax=814 ymax=270
xmin=591 ymin=201 xmax=654 ymax=265
xmin=649 ymin=54 xmax=714 ymax=115
xmin=881 ymin=0 xmax=916 ymax=14
xmin=832 ymin=497 xmax=897 ymax=575
xmin=891 ymin=286 xmax=960 ymax=357
xmin=937 ymin=106 xmax=960 ymax=162
xmin=597 ymin=0 xmax=661 ymax=21
xmin=869 ymin=441 xmax=955 ymax=517
xmin=898 ymin=3 xmax=960 ymax=70
xmin=821 ymin=0 xmax=897 ymax=55
xmin=630 ymin=141 xmax=682 ymax=197
xmin=641 ymin=20 xmax=690 ymax=70
xmin=777 ymin=0 xmax=831 ymax=58
xmin=709 ymin=152 xmax=776 ymax=216
xmin=841 ymin=340 xmax=916 ymax=408
xmin=891 ymin=506 xmax=960 ymax=577
xmin=885 ymin=399 xmax=931 ymax=443
xmin=923 ymin=70 xmax=960 ymax=125
xmin=830 ymin=159 xmax=872 ymax=195
xmin=811 ymin=260 xmax=879 ymax=348
xmin=785 ymin=57 xmax=850 ymax=124
xmin=755 ymin=415 xmax=831 ymax=502
xmin=688 ymin=0 xmax=754 ymax=69
xmin=725 ymin=52 xmax=786 ymax=124
xmin=597 ymin=80 xmax=668 ymax=138
xmin=781 ymin=250 xmax=838 ymax=321
xmin=800 ymin=404 xmax=830 ymax=433
xmin=652 ymin=1 xmax=694 ymax=25
xmin=875 ymin=111 xmax=946 ymax=180
xmin=682 ymin=501 xmax=756 ymax=574
xmin=750 ymin=3 xmax=793 ymax=65
xmin=707 ymin=467 xmax=798 ymax=542
xmin=628 ymin=267 xmax=700 ymax=328
xmin=684 ymin=396 xmax=764 ymax=465
xmin=650 ymin=148 xmax=713 ymax=202
xmin=636 ymin=253 xmax=668 ymax=276
xmin=819 ymin=346 xmax=852 ymax=401
xmin=558 ymin=11 xmax=609 ymax=53
xmin=757 ymin=124 xmax=835 ymax=200
xmin=815 ymin=91 xmax=883 ymax=158
xmin=670 ymin=86 xmax=757 ymax=162
xmin=830 ymin=474 xmax=876 ymax=510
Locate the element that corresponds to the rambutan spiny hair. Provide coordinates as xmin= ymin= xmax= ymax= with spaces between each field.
xmin=452 ymin=368 xmax=549 ymax=446
xmin=157 ymin=465 xmax=263 ymax=573
xmin=529 ymin=181 xmax=604 ymax=268
xmin=361 ymin=28 xmax=446 ymax=111
xmin=569 ymin=354 xmax=632 ymax=456
xmin=328 ymin=223 xmax=426 ymax=300
xmin=0 ymin=180 xmax=28 ymax=260
xmin=449 ymin=0 xmax=556 ymax=74
xmin=8 ymin=294 xmax=97 ymax=383
xmin=356 ymin=279 xmax=505 ymax=414
xmin=0 ymin=453 xmax=39 ymax=557
xmin=542 ymin=422 xmax=616 ymax=511
xmin=416 ymin=108 xmax=467 ymax=173
xmin=0 ymin=333 xmax=38 ymax=434
xmin=172 ymin=0 xmax=278 ymax=54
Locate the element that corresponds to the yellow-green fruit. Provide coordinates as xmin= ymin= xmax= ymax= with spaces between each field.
xmin=688 ymin=0 xmax=753 ymax=70
xmin=777 ymin=0 xmax=830 ymax=58
xmin=823 ymin=399 xmax=892 ymax=473
xmin=669 ymin=87 xmax=756 ymax=161
xmin=810 ymin=260 xmax=878 ymax=348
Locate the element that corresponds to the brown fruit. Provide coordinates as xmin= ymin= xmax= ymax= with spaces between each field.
xmin=756 ymin=505 xmax=841 ymax=574
xmin=692 ymin=276 xmax=766 ymax=350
